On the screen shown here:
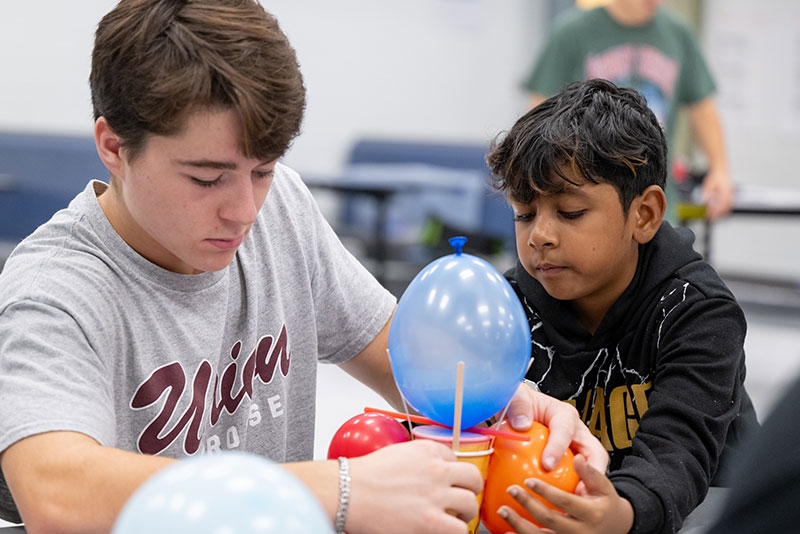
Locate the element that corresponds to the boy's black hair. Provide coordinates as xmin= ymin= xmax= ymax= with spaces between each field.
xmin=487 ymin=79 xmax=667 ymax=213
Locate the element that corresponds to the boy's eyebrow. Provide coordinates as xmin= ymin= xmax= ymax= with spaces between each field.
xmin=559 ymin=184 xmax=589 ymax=197
xmin=174 ymin=158 xmax=238 ymax=170
xmin=535 ymin=182 xmax=590 ymax=199
xmin=173 ymin=158 xmax=275 ymax=170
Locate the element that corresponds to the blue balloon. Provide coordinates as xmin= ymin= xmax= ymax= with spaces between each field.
xmin=113 ymin=451 xmax=333 ymax=534
xmin=388 ymin=237 xmax=531 ymax=429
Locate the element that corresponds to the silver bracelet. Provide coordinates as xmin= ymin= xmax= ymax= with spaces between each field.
xmin=335 ymin=457 xmax=351 ymax=534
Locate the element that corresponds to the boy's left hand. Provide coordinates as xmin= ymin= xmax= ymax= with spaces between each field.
xmin=498 ymin=455 xmax=634 ymax=534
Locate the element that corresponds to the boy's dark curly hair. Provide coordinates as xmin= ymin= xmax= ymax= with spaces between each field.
xmin=488 ymin=78 xmax=667 ymax=213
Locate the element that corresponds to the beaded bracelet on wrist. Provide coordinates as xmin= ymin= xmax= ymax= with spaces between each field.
xmin=335 ymin=457 xmax=351 ymax=534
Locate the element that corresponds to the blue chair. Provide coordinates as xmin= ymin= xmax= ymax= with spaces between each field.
xmin=340 ymin=138 xmax=515 ymax=253
xmin=0 ymin=130 xmax=107 ymax=243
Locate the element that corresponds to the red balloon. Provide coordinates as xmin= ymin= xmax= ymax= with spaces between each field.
xmin=481 ymin=420 xmax=580 ymax=533
xmin=327 ymin=412 xmax=411 ymax=459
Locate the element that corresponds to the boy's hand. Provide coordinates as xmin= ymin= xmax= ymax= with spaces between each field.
xmin=502 ymin=383 xmax=609 ymax=474
xmin=498 ymin=455 xmax=634 ymax=534
xmin=701 ymin=167 xmax=734 ymax=220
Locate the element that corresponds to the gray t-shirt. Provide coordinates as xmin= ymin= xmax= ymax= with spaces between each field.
xmin=0 ymin=163 xmax=396 ymax=523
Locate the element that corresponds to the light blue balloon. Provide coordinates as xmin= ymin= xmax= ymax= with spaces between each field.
xmin=388 ymin=237 xmax=531 ymax=429
xmin=113 ymin=451 xmax=333 ymax=534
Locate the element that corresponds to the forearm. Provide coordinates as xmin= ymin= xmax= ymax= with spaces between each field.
xmin=611 ymin=474 xmax=667 ymax=534
xmin=2 ymin=431 xmax=173 ymax=533
xmin=687 ymin=98 xmax=728 ymax=174
xmin=687 ymin=98 xmax=734 ymax=217
xmin=617 ymin=302 xmax=747 ymax=531
xmin=340 ymin=357 xmax=405 ymax=412
xmin=283 ymin=459 xmax=340 ymax=525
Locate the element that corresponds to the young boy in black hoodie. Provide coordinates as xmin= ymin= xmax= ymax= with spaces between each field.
xmin=485 ymin=79 xmax=758 ymax=534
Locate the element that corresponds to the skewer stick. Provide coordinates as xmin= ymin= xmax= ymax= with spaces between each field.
xmin=452 ymin=361 xmax=465 ymax=452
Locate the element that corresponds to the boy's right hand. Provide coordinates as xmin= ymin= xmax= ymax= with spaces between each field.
xmin=504 ymin=383 xmax=609 ymax=475
xmin=345 ymin=439 xmax=483 ymax=534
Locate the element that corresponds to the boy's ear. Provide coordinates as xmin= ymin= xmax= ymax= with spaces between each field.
xmin=94 ymin=117 xmax=125 ymax=179
xmin=631 ymin=185 xmax=666 ymax=244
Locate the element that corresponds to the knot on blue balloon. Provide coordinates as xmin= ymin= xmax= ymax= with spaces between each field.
xmin=448 ymin=236 xmax=468 ymax=255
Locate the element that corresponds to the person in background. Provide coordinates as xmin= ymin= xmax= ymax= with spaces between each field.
xmin=0 ymin=1 xmax=608 ymax=533
xmin=485 ymin=79 xmax=757 ymax=533
xmin=525 ymin=0 xmax=734 ymax=222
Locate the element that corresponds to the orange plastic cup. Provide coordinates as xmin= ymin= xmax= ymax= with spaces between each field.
xmin=412 ymin=425 xmax=493 ymax=534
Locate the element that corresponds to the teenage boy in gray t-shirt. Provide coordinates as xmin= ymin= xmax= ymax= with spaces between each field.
xmin=0 ymin=1 xmax=608 ymax=533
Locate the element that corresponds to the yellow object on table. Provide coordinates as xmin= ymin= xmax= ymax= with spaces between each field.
xmin=676 ymin=202 xmax=707 ymax=222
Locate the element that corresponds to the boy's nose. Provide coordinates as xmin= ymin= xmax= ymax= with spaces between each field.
xmin=220 ymin=180 xmax=258 ymax=226
xmin=528 ymin=216 xmax=557 ymax=249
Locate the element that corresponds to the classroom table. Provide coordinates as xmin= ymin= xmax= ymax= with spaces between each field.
xmin=678 ymin=185 xmax=800 ymax=263
xmin=304 ymin=179 xmax=424 ymax=285
xmin=304 ymin=164 xmax=483 ymax=286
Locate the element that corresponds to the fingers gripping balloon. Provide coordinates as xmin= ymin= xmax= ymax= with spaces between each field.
xmin=481 ymin=420 xmax=580 ymax=533
xmin=388 ymin=236 xmax=531 ymax=429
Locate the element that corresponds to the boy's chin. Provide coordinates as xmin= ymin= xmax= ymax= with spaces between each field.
xmin=535 ymin=279 xmax=581 ymax=301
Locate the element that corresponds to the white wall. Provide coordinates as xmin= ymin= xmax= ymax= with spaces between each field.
xmin=0 ymin=0 xmax=543 ymax=176
xmin=0 ymin=2 xmax=113 ymax=134
xmin=272 ymin=0 xmax=543 ymax=175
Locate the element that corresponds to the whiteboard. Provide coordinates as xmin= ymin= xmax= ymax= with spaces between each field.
xmin=702 ymin=0 xmax=800 ymax=280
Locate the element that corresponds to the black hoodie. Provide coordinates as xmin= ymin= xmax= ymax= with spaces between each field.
xmin=507 ymin=222 xmax=759 ymax=534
